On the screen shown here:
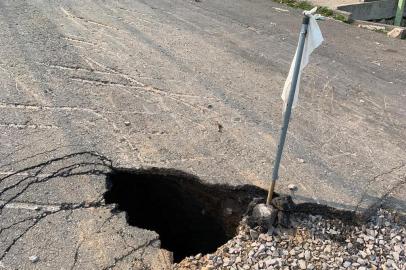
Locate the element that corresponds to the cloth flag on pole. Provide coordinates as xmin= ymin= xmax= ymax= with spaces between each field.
xmin=281 ymin=8 xmax=324 ymax=111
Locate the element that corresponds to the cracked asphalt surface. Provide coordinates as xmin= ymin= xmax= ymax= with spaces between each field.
xmin=0 ymin=0 xmax=405 ymax=269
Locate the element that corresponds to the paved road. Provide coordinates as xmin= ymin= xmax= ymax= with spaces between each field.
xmin=0 ymin=0 xmax=405 ymax=268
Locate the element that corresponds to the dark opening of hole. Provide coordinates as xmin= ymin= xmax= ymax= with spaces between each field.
xmin=103 ymin=168 xmax=266 ymax=262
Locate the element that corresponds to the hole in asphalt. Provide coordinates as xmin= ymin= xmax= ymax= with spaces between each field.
xmin=103 ymin=168 xmax=266 ymax=262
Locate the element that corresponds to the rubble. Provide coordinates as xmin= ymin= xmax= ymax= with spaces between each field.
xmin=387 ymin=28 xmax=406 ymax=39
xmin=174 ymin=208 xmax=405 ymax=269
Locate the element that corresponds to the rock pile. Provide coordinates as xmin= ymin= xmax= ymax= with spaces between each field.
xmin=173 ymin=208 xmax=405 ymax=269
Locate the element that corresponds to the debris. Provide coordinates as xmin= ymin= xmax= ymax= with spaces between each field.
xmin=124 ymin=121 xmax=131 ymax=126
xmin=250 ymin=203 xmax=277 ymax=229
xmin=28 ymin=256 xmax=39 ymax=263
xmin=273 ymin=7 xmax=289 ymax=12
xmin=271 ymin=195 xmax=295 ymax=211
xmin=387 ymin=28 xmax=406 ymax=39
xmin=252 ymin=204 xmax=272 ymax=222
xmin=288 ymin=184 xmax=298 ymax=192
xmin=249 ymin=229 xmax=259 ymax=240
xmin=358 ymin=24 xmax=386 ymax=32
xmin=288 ymin=184 xmax=298 ymax=198
xmin=216 ymin=122 xmax=223 ymax=132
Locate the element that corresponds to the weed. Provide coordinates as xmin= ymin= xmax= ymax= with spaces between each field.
xmin=273 ymin=0 xmax=349 ymax=23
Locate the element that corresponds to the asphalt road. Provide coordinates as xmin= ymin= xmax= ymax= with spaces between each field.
xmin=0 ymin=0 xmax=405 ymax=269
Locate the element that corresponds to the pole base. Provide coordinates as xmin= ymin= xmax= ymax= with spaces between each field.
xmin=266 ymin=180 xmax=276 ymax=205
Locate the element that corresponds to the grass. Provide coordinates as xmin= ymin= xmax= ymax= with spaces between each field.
xmin=273 ymin=0 xmax=350 ymax=23
xmin=276 ymin=0 xmax=313 ymax=10
xmin=373 ymin=28 xmax=388 ymax=34
xmin=332 ymin=13 xmax=348 ymax=22
xmin=318 ymin=6 xmax=333 ymax=17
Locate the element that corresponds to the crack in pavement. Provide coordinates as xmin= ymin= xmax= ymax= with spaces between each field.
xmin=70 ymin=238 xmax=85 ymax=270
xmin=355 ymin=162 xmax=406 ymax=213
xmin=0 ymin=199 xmax=106 ymax=260
xmin=0 ymin=151 xmax=157 ymax=269
xmin=0 ymin=152 xmax=112 ymax=214
xmin=361 ymin=175 xmax=406 ymax=218
xmin=0 ymin=152 xmax=114 ymax=262
xmin=69 ymin=212 xmax=117 ymax=270
xmin=0 ymin=215 xmax=36 ymax=235
xmin=0 ymin=162 xmax=108 ymax=215
xmin=0 ymin=151 xmax=111 ymax=185
xmin=101 ymin=236 xmax=159 ymax=270
xmin=354 ymin=162 xmax=406 ymax=218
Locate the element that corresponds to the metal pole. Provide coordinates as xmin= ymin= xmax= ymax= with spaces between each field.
xmin=395 ymin=0 xmax=405 ymax=26
xmin=266 ymin=15 xmax=310 ymax=205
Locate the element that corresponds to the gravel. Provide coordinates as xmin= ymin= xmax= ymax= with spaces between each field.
xmin=174 ymin=209 xmax=405 ymax=270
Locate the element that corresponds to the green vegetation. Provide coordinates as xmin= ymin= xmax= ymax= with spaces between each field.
xmin=374 ymin=28 xmax=388 ymax=34
xmin=275 ymin=0 xmax=313 ymax=10
xmin=318 ymin=6 xmax=333 ymax=17
xmin=332 ymin=13 xmax=348 ymax=22
xmin=273 ymin=0 xmax=350 ymax=23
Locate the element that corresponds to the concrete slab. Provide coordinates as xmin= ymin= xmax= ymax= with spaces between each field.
xmin=0 ymin=0 xmax=405 ymax=268
xmin=337 ymin=0 xmax=406 ymax=20
xmin=307 ymin=0 xmax=361 ymax=9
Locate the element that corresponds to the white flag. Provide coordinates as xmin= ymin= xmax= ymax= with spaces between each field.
xmin=281 ymin=10 xmax=324 ymax=111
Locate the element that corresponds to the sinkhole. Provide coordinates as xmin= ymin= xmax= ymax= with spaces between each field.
xmin=103 ymin=168 xmax=266 ymax=262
